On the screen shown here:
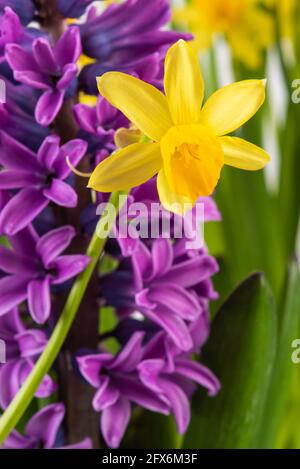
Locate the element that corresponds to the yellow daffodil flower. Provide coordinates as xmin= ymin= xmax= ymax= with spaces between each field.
xmin=174 ymin=0 xmax=273 ymax=69
xmin=271 ymin=0 xmax=296 ymax=44
xmin=88 ymin=40 xmax=270 ymax=214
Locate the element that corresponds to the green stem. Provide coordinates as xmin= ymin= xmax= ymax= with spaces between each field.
xmin=0 ymin=190 xmax=128 ymax=444
xmin=273 ymin=5 xmax=292 ymax=94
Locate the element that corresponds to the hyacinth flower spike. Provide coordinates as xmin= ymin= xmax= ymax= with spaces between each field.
xmin=89 ymin=39 xmax=270 ymax=214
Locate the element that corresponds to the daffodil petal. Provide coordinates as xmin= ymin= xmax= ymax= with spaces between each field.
xmin=220 ymin=136 xmax=270 ymax=170
xmin=200 ymin=79 xmax=266 ymax=136
xmin=157 ymin=169 xmax=196 ymax=215
xmin=114 ymin=127 xmax=142 ymax=149
xmin=97 ymin=72 xmax=172 ymax=142
xmin=164 ymin=39 xmax=204 ymax=125
xmin=88 ymin=143 xmax=162 ymax=192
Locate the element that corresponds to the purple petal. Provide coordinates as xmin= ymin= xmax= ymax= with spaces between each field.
xmin=101 ymin=397 xmax=131 ymax=449
xmin=0 ymin=246 xmax=39 ymax=276
xmin=160 ymin=380 xmax=190 ymax=434
xmin=35 ymin=89 xmax=65 ymax=126
xmin=51 ymin=255 xmax=90 ymax=284
xmin=16 ymin=329 xmax=48 ymax=358
xmin=9 ymin=225 xmax=39 ymax=257
xmin=0 ymin=131 xmax=42 ymax=171
xmin=115 ymin=375 xmax=169 ymax=414
xmin=0 ymin=307 xmax=24 ymax=337
xmin=14 ymin=70 xmax=50 ymax=90
xmin=189 ymin=312 xmax=210 ymax=351
xmin=27 ymin=276 xmax=51 ymax=324
xmin=35 ymin=373 xmax=57 ymax=399
xmin=131 ymin=242 xmax=152 ymax=290
xmin=109 ymin=332 xmax=144 ymax=372
xmin=36 ymin=225 xmax=75 ymax=267
xmin=37 ymin=135 xmax=60 ymax=169
xmin=150 ymin=238 xmax=173 ymax=279
xmin=0 ymin=358 xmax=53 ymax=409
xmin=5 ymin=43 xmax=38 ymax=71
xmin=0 ymin=359 xmax=27 ymax=408
xmin=53 ymin=26 xmax=82 ymax=68
xmin=57 ymin=63 xmax=77 ymax=91
xmin=115 ymin=225 xmax=139 ymax=256
xmin=77 ymin=353 xmax=113 ymax=387
xmin=43 ymin=178 xmax=78 ymax=208
xmin=73 ymin=104 xmax=96 ymax=134
xmin=142 ymin=331 xmax=166 ymax=361
xmin=0 ymin=7 xmax=23 ymax=50
xmin=32 ymin=37 xmax=58 ymax=74
xmin=1 ymin=430 xmax=37 ymax=449
xmin=161 ymin=256 xmax=219 ymax=288
xmin=0 ymin=276 xmax=28 ymax=316
xmin=138 ymin=359 xmax=166 ymax=393
xmin=96 ymin=97 xmax=119 ymax=125
xmin=198 ymin=196 xmax=221 ymax=222
xmin=143 ymin=306 xmax=193 ymax=352
xmin=26 ymin=403 xmax=65 ymax=449
xmin=53 ymin=139 xmax=88 ymax=179
xmin=137 ymin=284 xmax=201 ymax=321
xmin=92 ymin=376 xmax=120 ymax=411
xmin=0 ymin=170 xmax=42 ymax=189
xmin=175 ymin=359 xmax=221 ymax=396
xmin=0 ymin=188 xmax=48 ymax=235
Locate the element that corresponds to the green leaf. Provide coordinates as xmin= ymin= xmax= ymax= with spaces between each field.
xmin=258 ymin=260 xmax=300 ymax=448
xmin=122 ymin=410 xmax=181 ymax=449
xmin=184 ymin=273 xmax=277 ymax=448
xmin=279 ymin=105 xmax=300 ymax=263
xmin=215 ymin=140 xmax=285 ymax=299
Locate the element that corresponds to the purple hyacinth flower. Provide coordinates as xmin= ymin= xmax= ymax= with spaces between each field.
xmin=80 ymin=0 xmax=191 ymax=63
xmin=0 ymin=1 xmax=35 ymax=26
xmin=138 ymin=332 xmax=220 ymax=434
xmin=57 ymin=0 xmax=94 ymax=18
xmin=0 ymin=7 xmax=41 ymax=63
xmin=0 ymin=225 xmax=90 ymax=323
xmin=73 ymin=95 xmax=128 ymax=160
xmin=115 ymin=180 xmax=222 ymax=257
xmin=0 ymin=132 xmax=87 ymax=235
xmin=1 ymin=403 xmax=93 ymax=449
xmin=0 ymin=308 xmax=56 ymax=408
xmin=5 ymin=26 xmax=82 ymax=125
xmin=0 ymin=80 xmax=49 ymax=150
xmin=77 ymin=332 xmax=170 ymax=448
xmin=78 ymin=0 xmax=192 ymax=94
xmin=0 ymin=7 xmax=23 ymax=60
xmin=102 ymin=237 xmax=219 ymax=351
xmin=80 ymin=51 xmax=164 ymax=96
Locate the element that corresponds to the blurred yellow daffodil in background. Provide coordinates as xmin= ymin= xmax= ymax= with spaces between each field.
xmin=268 ymin=0 xmax=296 ymax=42
xmin=88 ymin=40 xmax=270 ymax=214
xmin=174 ymin=0 xmax=273 ymax=69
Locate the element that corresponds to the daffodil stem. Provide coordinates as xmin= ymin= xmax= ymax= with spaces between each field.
xmin=0 ymin=190 xmax=128 ymax=445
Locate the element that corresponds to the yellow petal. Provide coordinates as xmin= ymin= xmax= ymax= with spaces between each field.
xmin=164 ymin=39 xmax=204 ymax=125
xmin=114 ymin=127 xmax=142 ymax=148
xmin=157 ymin=169 xmax=196 ymax=215
xmin=200 ymin=79 xmax=266 ymax=136
xmin=97 ymin=72 xmax=172 ymax=142
xmin=88 ymin=142 xmax=162 ymax=192
xmin=220 ymin=136 xmax=270 ymax=170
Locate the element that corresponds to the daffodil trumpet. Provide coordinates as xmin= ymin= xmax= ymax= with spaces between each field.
xmin=88 ymin=40 xmax=270 ymax=214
